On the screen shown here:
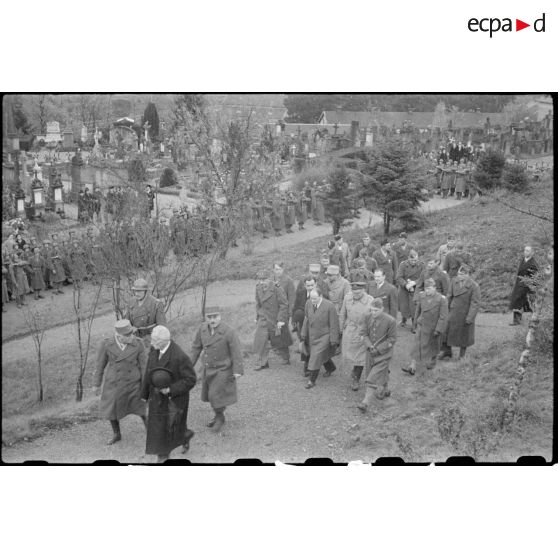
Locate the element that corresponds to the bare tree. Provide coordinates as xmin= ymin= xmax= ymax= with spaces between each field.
xmin=22 ymin=305 xmax=49 ymax=402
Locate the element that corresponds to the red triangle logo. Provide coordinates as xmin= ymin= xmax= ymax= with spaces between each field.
xmin=516 ymin=19 xmax=530 ymax=31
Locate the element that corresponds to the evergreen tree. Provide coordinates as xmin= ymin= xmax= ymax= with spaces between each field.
xmin=473 ymin=150 xmax=506 ymax=192
xmin=502 ymin=163 xmax=529 ymax=193
xmin=321 ymin=166 xmax=360 ymax=234
xmin=360 ymin=139 xmax=429 ymax=235
xmin=143 ymin=102 xmax=160 ymax=139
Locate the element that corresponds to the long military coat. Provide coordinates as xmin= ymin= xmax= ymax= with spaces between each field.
xmin=454 ymin=169 xmax=466 ymax=193
xmin=275 ymin=274 xmax=296 ymax=319
xmin=339 ymin=291 xmax=373 ymax=367
xmin=411 ymin=291 xmax=448 ymax=364
xmin=396 ymin=260 xmax=425 ymax=319
xmin=253 ymin=283 xmax=292 ymax=353
xmin=126 ymin=294 xmax=167 ymax=337
xmin=141 ymin=341 xmax=197 ymax=456
xmin=360 ymin=311 xmax=397 ymax=388
xmin=446 ymin=276 xmax=481 ymax=347
xmin=301 ymin=297 xmax=340 ymax=370
xmin=50 ymin=254 xmax=66 ymax=284
xmin=190 ymin=322 xmax=244 ymax=409
xmin=10 ymin=262 xmax=30 ymax=296
xmin=284 ymin=201 xmax=296 ymax=227
xmin=371 ymin=249 xmax=398 ymax=284
xmin=443 ymin=250 xmax=472 ymax=279
xmin=29 ymin=255 xmax=46 ymax=291
xmin=367 ymin=281 xmax=398 ymax=319
xmin=509 ymin=257 xmax=539 ymax=312
xmin=94 ymin=336 xmax=147 ymax=421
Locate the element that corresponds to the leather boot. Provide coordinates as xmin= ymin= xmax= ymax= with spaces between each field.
xmin=182 ymin=429 xmax=195 ymax=453
xmin=107 ymin=420 xmax=121 ymax=445
xmin=212 ymin=409 xmax=226 ymax=433
xmin=410 ymin=318 xmax=416 ymax=334
xmin=357 ymin=387 xmax=375 ymax=412
xmin=351 ymin=366 xmax=363 ymax=391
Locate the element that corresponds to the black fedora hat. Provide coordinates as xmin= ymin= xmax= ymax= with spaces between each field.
xmin=151 ymin=368 xmax=173 ymax=389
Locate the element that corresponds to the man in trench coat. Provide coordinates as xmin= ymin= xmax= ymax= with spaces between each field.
xmin=253 ymin=271 xmax=292 ymax=369
xmin=94 ymin=319 xmax=147 ymax=445
xmin=190 ymin=306 xmax=244 ymax=433
xmin=508 ymin=245 xmax=539 ymax=325
xmin=357 ymin=298 xmax=397 ymax=412
xmin=300 ymin=286 xmax=340 ymax=389
xmin=438 ymin=264 xmax=481 ymax=360
xmin=402 ymin=278 xmax=448 ymax=375
xmin=141 ymin=326 xmax=197 ymax=462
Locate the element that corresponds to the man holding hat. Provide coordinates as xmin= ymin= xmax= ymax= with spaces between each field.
xmin=94 ymin=319 xmax=148 ymax=445
xmin=190 ymin=306 xmax=244 ymax=433
xmin=253 ymin=270 xmax=292 ymax=369
xmin=340 ymin=270 xmax=374 ymax=391
xmin=401 ymin=278 xmax=448 ymax=375
xmin=438 ymin=263 xmax=481 ymax=360
xmin=357 ymin=297 xmax=397 ymax=412
xmin=141 ymin=326 xmax=197 ymax=462
xmin=125 ymin=278 xmax=167 ymax=348
xmin=300 ymin=286 xmax=340 ymax=389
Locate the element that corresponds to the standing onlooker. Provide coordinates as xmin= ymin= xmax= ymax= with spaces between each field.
xmin=508 ymin=245 xmax=539 ymax=326
xmin=94 ymin=319 xmax=147 ymax=445
xmin=438 ymin=264 xmax=481 ymax=360
xmin=141 ymin=326 xmax=197 ymax=463
xmin=357 ymin=298 xmax=397 ymax=411
xmin=401 ymin=278 xmax=448 ymax=375
xmin=29 ymin=247 xmax=46 ymax=299
xmin=190 ymin=306 xmax=244 ymax=434
xmin=300 ymin=286 xmax=340 ymax=389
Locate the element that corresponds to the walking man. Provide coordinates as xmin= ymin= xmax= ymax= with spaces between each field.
xmin=372 ymin=238 xmax=398 ymax=284
xmin=402 ymin=278 xmax=448 ymax=375
xmin=357 ymin=298 xmax=397 ymax=412
xmin=190 ymin=306 xmax=244 ymax=433
xmin=300 ymin=286 xmax=340 ymax=389
xmin=438 ymin=264 xmax=481 ymax=360
xmin=508 ymin=245 xmax=539 ymax=326
xmin=273 ymin=262 xmax=296 ymax=324
xmin=395 ymin=249 xmax=424 ymax=332
xmin=367 ymin=269 xmax=398 ymax=320
xmin=253 ymin=270 xmax=292 ymax=369
xmin=414 ymin=258 xmax=450 ymax=297
xmin=94 ymin=319 xmax=147 ymax=445
xmin=141 ymin=326 xmax=197 ymax=462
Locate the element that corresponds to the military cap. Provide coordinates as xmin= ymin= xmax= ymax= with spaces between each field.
xmin=131 ymin=278 xmax=149 ymax=291
xmin=308 ymin=263 xmax=321 ymax=273
xmin=205 ymin=306 xmax=221 ymax=316
xmin=371 ymin=298 xmax=384 ymax=309
xmin=326 ymin=265 xmax=340 ymax=275
xmin=114 ymin=319 xmax=133 ymax=335
xmin=424 ymin=278 xmax=436 ymax=287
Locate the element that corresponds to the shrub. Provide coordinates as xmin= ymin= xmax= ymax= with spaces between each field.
xmin=395 ymin=208 xmax=428 ymax=233
xmin=473 ymin=150 xmax=506 ymax=192
xmin=502 ymin=163 xmax=530 ymax=193
xmin=160 ymin=167 xmax=178 ymax=188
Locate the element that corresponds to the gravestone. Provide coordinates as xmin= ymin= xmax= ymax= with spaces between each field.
xmin=45 ymin=121 xmax=62 ymax=143
xmin=63 ymin=130 xmax=74 ymax=148
xmin=71 ymin=150 xmax=84 ymax=193
xmin=81 ymin=125 xmax=88 ymax=143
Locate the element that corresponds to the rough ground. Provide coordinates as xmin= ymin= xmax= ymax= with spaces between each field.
xmin=4 ymin=310 xmax=541 ymax=464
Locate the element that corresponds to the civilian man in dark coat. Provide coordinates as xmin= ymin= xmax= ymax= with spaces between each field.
xmin=141 ymin=326 xmax=197 ymax=462
xmin=94 ymin=319 xmax=147 ymax=445
xmin=438 ymin=264 xmax=481 ymax=360
xmin=395 ymin=249 xmax=424 ymax=332
xmin=357 ymin=298 xmax=397 ymax=411
xmin=190 ymin=306 xmax=244 ymax=433
xmin=367 ymin=269 xmax=398 ymax=319
xmin=273 ymin=262 xmax=296 ymax=322
xmin=508 ymin=245 xmax=539 ymax=325
xmin=253 ymin=270 xmax=292 ymax=369
xmin=371 ymin=238 xmax=398 ymax=284
xmin=300 ymin=286 xmax=340 ymax=389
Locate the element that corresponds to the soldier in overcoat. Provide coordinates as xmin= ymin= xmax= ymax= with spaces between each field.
xmin=339 ymin=271 xmax=374 ymax=391
xmin=29 ymin=247 xmax=46 ymax=299
xmin=190 ymin=306 xmax=244 ymax=433
xmin=439 ymin=264 xmax=481 ymax=360
xmin=125 ymin=278 xmax=167 ymax=348
xmin=508 ymin=245 xmax=539 ymax=325
xmin=367 ymin=269 xmax=398 ymax=319
xmin=253 ymin=271 xmax=292 ymax=369
xmin=284 ymin=193 xmax=296 ymax=233
xmin=94 ymin=319 xmax=147 ymax=445
xmin=271 ymin=198 xmax=285 ymax=236
xmin=402 ymin=278 xmax=448 ymax=375
xmin=443 ymin=241 xmax=472 ymax=279
xmin=9 ymin=254 xmax=30 ymax=307
xmin=141 ymin=326 xmax=197 ymax=462
xmin=273 ymin=262 xmax=296 ymax=322
xmin=414 ymin=258 xmax=450 ymax=297
xmin=395 ymin=249 xmax=424 ymax=331
xmin=357 ymin=298 xmax=397 ymax=411
xmin=300 ymin=286 xmax=340 ymax=389
xmin=50 ymin=247 xmax=66 ymax=294
xmin=295 ymin=190 xmax=309 ymax=230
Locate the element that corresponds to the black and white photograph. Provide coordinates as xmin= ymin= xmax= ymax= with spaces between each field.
xmin=1 ymin=93 xmax=553 ymax=463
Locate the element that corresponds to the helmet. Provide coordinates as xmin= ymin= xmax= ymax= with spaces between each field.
xmin=132 ymin=278 xmax=149 ymax=291
xmin=151 ymin=368 xmax=172 ymax=389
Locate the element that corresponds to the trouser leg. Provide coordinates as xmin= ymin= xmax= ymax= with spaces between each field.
xmin=459 ymin=347 xmax=467 ymax=359
xmin=107 ymin=419 xmax=121 ymax=445
xmin=351 ymin=365 xmax=363 ymax=390
xmin=323 ymin=359 xmax=336 ymax=376
xmin=211 ymin=406 xmax=226 ymax=433
xmin=273 ymin=346 xmax=290 ymax=364
xmin=438 ymin=342 xmax=452 ymax=359
xmin=302 ymin=353 xmax=309 ymax=376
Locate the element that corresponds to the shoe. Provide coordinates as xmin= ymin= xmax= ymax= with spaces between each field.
xmin=182 ymin=429 xmax=195 ymax=452
xmin=206 ymin=417 xmax=216 ymax=428
xmin=305 ymin=381 xmax=315 ymax=389
xmin=156 ymin=455 xmax=168 ymax=463
xmin=401 ymin=365 xmax=415 ymax=375
xmin=303 ymin=368 xmax=310 ymax=377
xmin=323 ymin=364 xmax=336 ymax=377
xmin=107 ymin=433 xmax=122 ymax=445
xmin=399 ymin=320 xmax=407 ymax=327
xmin=351 ymin=379 xmax=360 ymax=391
xmin=254 ymin=363 xmax=269 ymax=370
xmin=437 ymin=351 xmax=452 ymax=360
xmin=38 ymin=294 xmax=44 ymax=299
xmin=212 ymin=414 xmax=225 ymax=433
xmin=410 ymin=327 xmax=416 ymax=334
xmin=375 ymin=388 xmax=391 ymax=400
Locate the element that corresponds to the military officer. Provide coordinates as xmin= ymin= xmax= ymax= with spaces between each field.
xmin=125 ymin=278 xmax=167 ymax=348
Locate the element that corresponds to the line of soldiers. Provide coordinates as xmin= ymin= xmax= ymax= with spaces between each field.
xmin=249 ymin=230 xmax=483 ymax=413
xmin=434 ymin=159 xmax=477 ymax=200
xmin=2 ymin=228 xmax=100 ymax=309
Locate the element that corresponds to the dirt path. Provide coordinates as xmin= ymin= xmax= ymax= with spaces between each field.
xmin=2 ymin=312 xmax=520 ymax=463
